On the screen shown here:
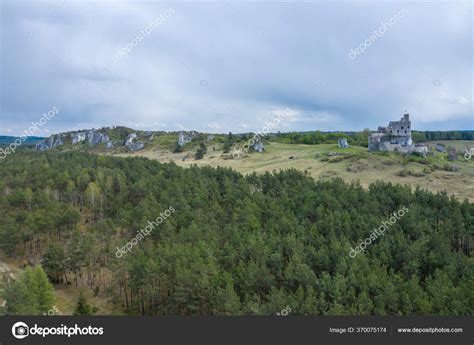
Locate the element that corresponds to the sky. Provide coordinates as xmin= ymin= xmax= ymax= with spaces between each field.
xmin=1 ymin=0 xmax=473 ymax=136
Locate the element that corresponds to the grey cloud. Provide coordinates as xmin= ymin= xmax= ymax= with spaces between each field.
xmin=1 ymin=0 xmax=472 ymax=135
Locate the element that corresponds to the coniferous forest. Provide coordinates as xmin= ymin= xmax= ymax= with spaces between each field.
xmin=0 ymin=150 xmax=473 ymax=315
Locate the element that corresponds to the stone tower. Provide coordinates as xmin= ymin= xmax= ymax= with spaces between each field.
xmin=368 ymin=112 xmax=427 ymax=155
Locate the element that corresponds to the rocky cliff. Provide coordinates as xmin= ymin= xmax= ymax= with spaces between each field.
xmin=36 ymin=134 xmax=65 ymax=151
xmin=178 ymin=131 xmax=198 ymax=147
xmin=37 ymin=129 xmax=114 ymax=151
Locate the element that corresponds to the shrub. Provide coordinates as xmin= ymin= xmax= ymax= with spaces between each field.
xmin=195 ymin=143 xmax=207 ymax=160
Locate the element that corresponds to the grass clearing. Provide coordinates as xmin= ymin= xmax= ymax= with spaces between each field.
xmin=107 ymin=141 xmax=474 ymax=202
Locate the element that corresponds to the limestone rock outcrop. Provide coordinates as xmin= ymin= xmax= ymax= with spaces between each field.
xmin=36 ymin=134 xmax=64 ymax=151
xmin=178 ymin=131 xmax=198 ymax=147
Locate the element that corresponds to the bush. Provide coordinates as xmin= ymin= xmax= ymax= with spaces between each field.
xmin=423 ymin=167 xmax=433 ymax=174
xmin=195 ymin=143 xmax=207 ymax=160
xmin=329 ymin=156 xmax=344 ymax=163
xmin=173 ymin=142 xmax=183 ymax=153
xmin=443 ymin=164 xmax=460 ymax=172
xmin=398 ymin=168 xmax=410 ymax=177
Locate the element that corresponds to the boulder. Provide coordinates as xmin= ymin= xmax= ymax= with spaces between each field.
xmin=338 ymin=138 xmax=349 ymax=148
xmin=252 ymin=140 xmax=265 ymax=152
xmin=128 ymin=141 xmax=144 ymax=151
xmin=435 ymin=143 xmax=446 ymax=153
xmin=124 ymin=133 xmax=144 ymax=151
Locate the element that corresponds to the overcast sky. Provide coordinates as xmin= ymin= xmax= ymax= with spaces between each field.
xmin=1 ymin=0 xmax=473 ymax=136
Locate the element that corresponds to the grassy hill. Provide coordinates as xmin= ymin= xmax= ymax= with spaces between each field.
xmin=108 ymin=141 xmax=474 ymax=202
xmin=28 ymin=128 xmax=474 ymax=202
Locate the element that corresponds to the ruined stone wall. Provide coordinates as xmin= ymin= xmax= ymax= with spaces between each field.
xmin=368 ymin=113 xmax=423 ymax=154
xmin=387 ymin=114 xmax=411 ymax=137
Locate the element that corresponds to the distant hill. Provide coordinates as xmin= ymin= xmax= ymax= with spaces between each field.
xmin=0 ymin=135 xmax=44 ymax=146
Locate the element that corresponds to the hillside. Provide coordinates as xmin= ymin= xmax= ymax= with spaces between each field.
xmin=0 ymin=150 xmax=472 ymax=316
xmin=26 ymin=128 xmax=474 ymax=202
xmin=110 ymin=141 xmax=474 ymax=203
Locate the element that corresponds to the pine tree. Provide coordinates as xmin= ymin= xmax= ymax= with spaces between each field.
xmin=4 ymin=266 xmax=55 ymax=315
xmin=73 ymin=290 xmax=96 ymax=315
xmin=195 ymin=143 xmax=207 ymax=160
xmin=43 ymin=243 xmax=67 ymax=283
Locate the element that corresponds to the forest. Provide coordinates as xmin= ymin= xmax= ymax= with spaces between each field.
xmin=0 ymin=150 xmax=473 ymax=315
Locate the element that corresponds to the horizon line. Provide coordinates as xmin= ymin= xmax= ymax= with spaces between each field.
xmin=2 ymin=127 xmax=474 ymax=138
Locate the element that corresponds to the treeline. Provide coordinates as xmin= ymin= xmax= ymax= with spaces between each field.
xmin=412 ymin=131 xmax=474 ymax=143
xmin=271 ymin=130 xmax=474 ymax=147
xmin=0 ymin=151 xmax=473 ymax=315
xmin=272 ymin=131 xmax=370 ymax=147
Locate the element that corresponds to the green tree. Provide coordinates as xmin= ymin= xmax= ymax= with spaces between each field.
xmin=195 ymin=143 xmax=207 ymax=160
xmin=4 ymin=266 xmax=55 ymax=315
xmin=43 ymin=243 xmax=68 ymax=283
xmin=174 ymin=142 xmax=183 ymax=153
xmin=223 ymin=133 xmax=234 ymax=153
xmin=73 ymin=289 xmax=97 ymax=315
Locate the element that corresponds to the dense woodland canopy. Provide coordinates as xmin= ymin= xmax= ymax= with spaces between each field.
xmin=0 ymin=151 xmax=473 ymax=315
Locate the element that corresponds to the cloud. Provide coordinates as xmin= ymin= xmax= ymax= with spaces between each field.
xmin=207 ymin=122 xmax=222 ymax=130
xmin=1 ymin=0 xmax=472 ymax=135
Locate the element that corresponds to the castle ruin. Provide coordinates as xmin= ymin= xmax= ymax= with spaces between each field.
xmin=368 ymin=113 xmax=427 ymax=155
